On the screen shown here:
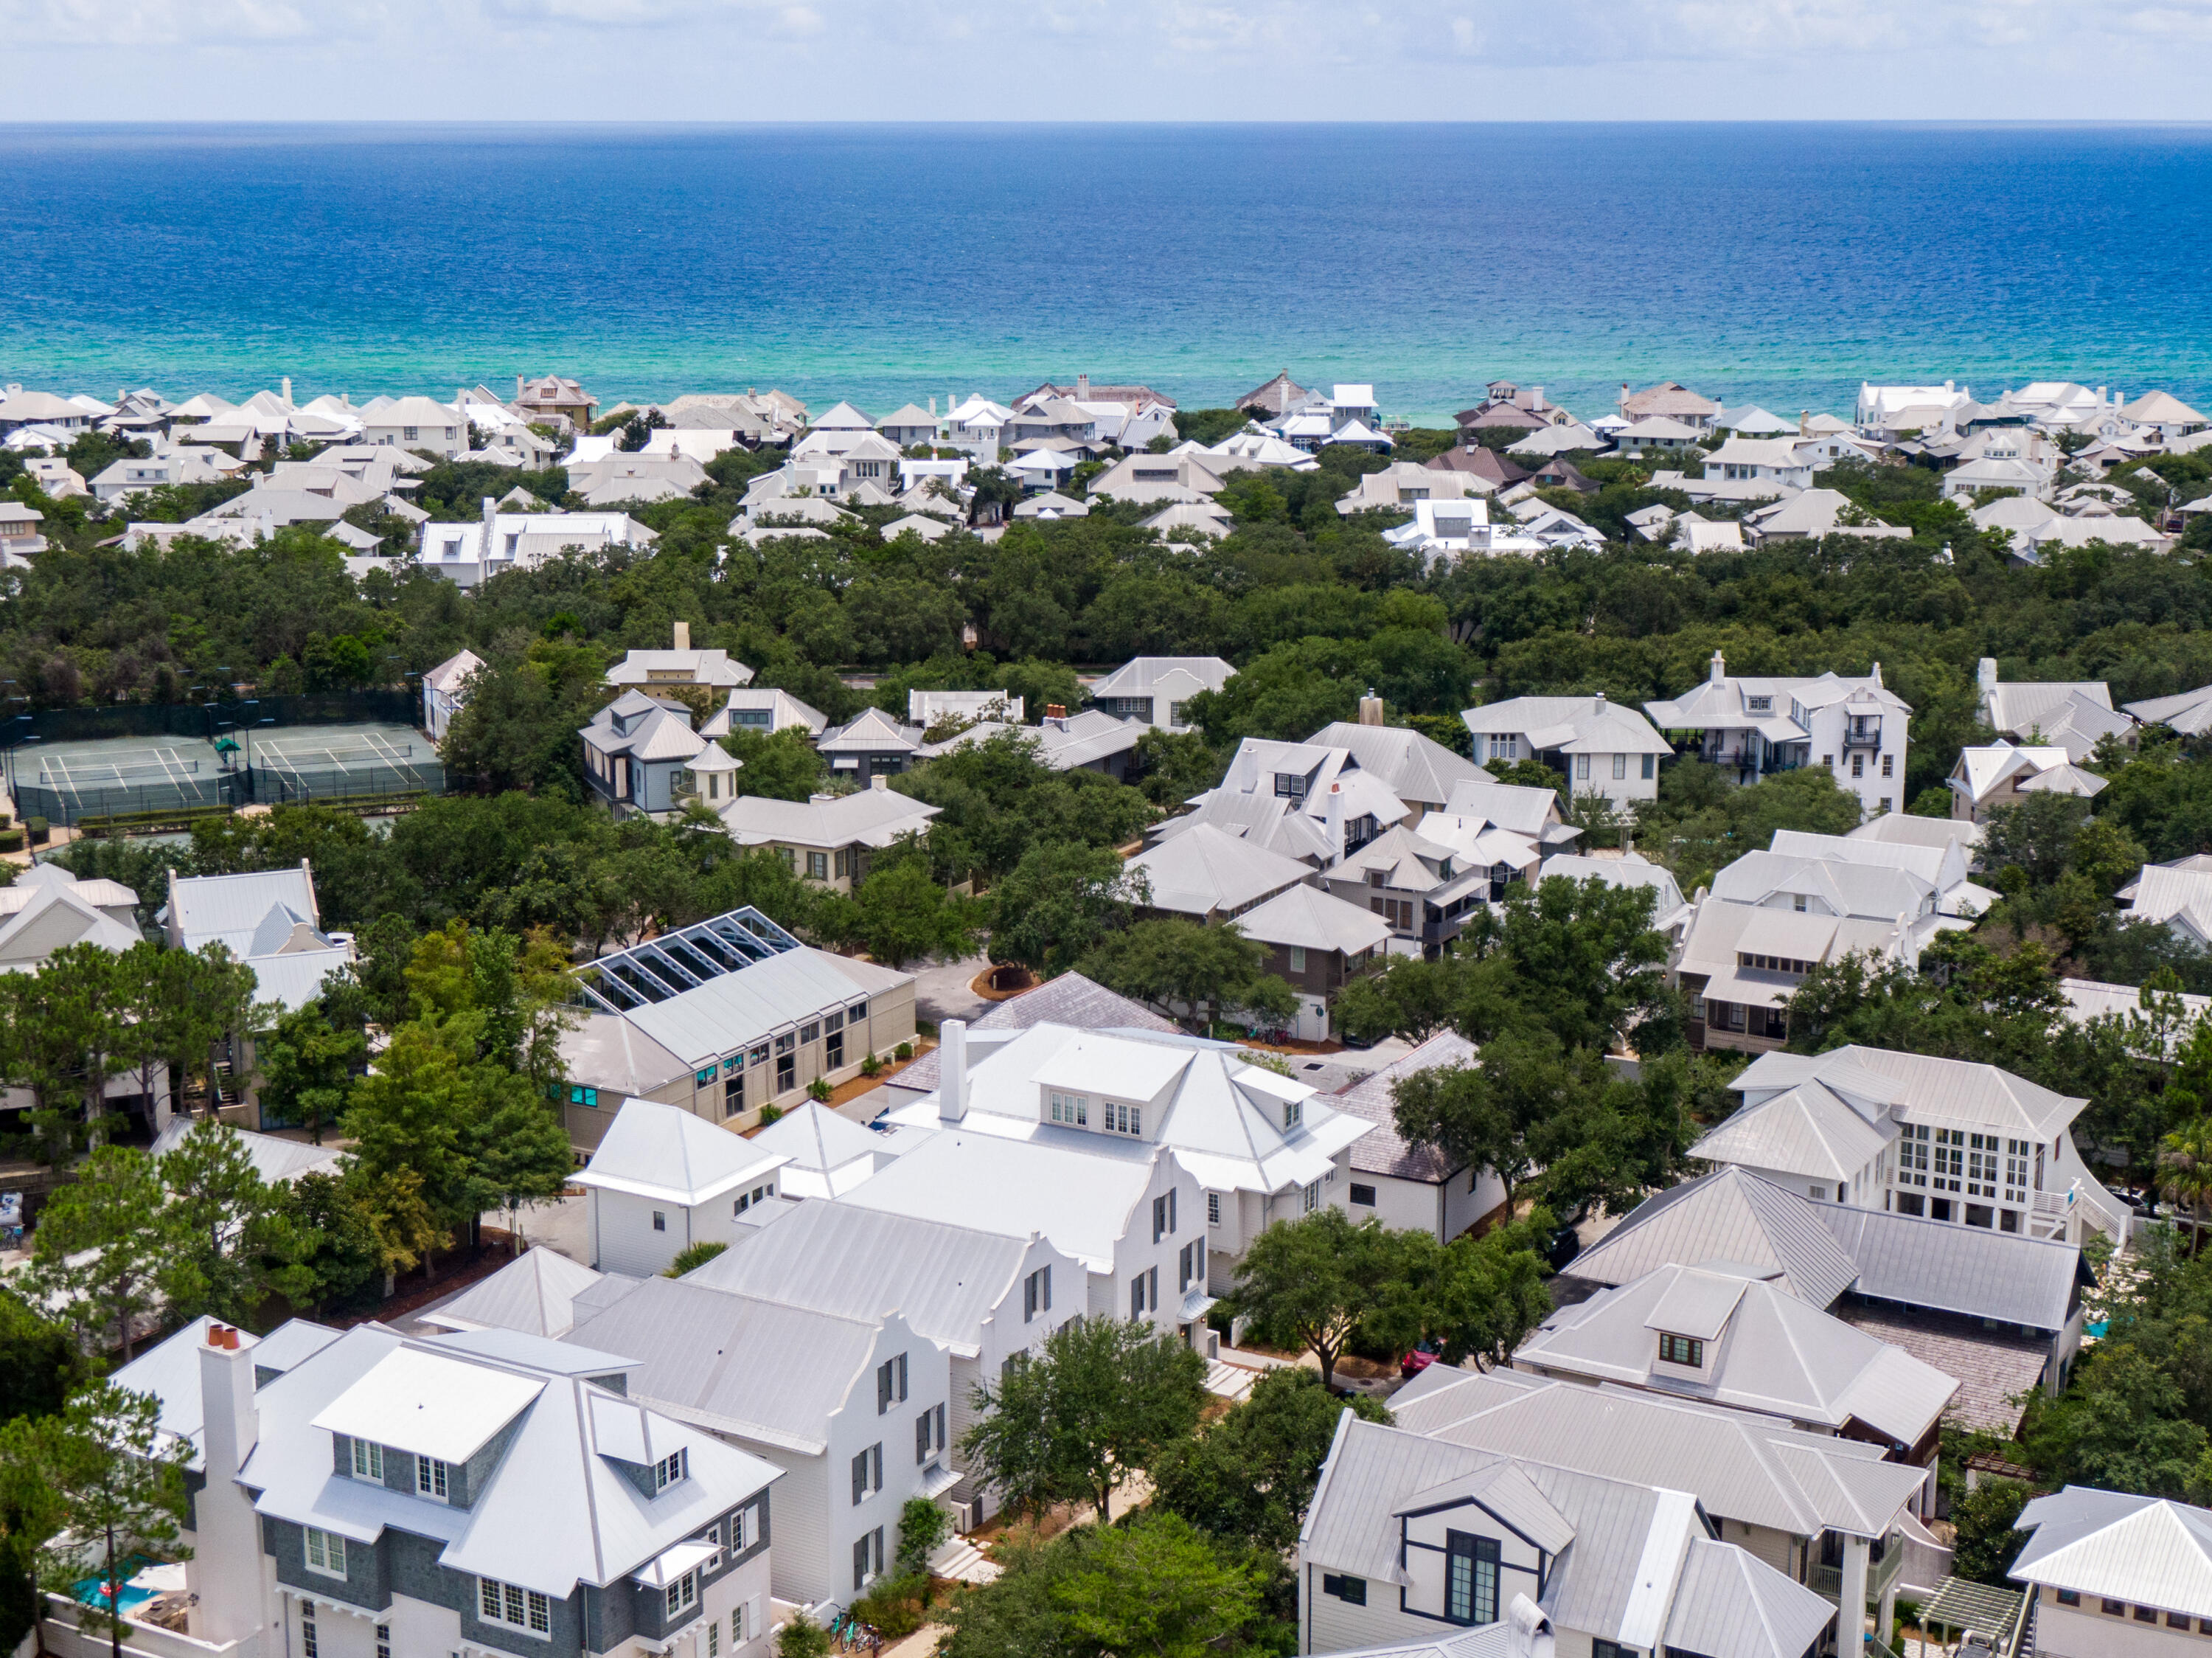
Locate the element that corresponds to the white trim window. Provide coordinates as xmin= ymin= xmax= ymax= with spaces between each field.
xmin=417 ymin=1454 xmax=451 ymax=1502
xmin=1102 ymin=1099 xmax=1142 ymax=1136
xmin=1048 ymin=1090 xmax=1088 ymax=1126
xmin=479 ymin=1576 xmax=553 ymax=1637
xmin=665 ymin=1571 xmax=698 ymax=1619
xmin=350 ymin=1440 xmax=383 ymax=1482
xmin=653 ymin=1448 xmax=689 ymax=1492
xmin=304 ymin=1527 xmax=347 ymax=1578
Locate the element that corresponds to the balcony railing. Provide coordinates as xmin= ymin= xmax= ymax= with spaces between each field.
xmin=1807 ymin=1537 xmax=1905 ymax=1606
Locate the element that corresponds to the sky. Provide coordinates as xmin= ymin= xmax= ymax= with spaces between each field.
xmin=5 ymin=0 xmax=2212 ymax=122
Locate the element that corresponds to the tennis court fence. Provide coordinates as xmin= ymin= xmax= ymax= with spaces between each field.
xmin=15 ymin=757 xmax=447 ymax=828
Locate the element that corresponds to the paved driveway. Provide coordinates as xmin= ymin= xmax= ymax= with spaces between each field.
xmin=908 ymin=951 xmax=992 ymax=1027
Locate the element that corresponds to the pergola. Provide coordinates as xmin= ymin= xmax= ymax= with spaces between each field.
xmin=1915 ymin=1576 xmax=2026 ymax=1654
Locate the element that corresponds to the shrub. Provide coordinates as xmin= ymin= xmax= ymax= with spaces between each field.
xmin=896 ymin=1495 xmax=951 ymax=1578
xmin=24 ymin=818 xmax=47 ymax=846
xmin=849 ymin=1572 xmax=929 ymax=1639
xmin=776 ymin=1613 xmax=831 ymax=1658
xmin=860 ymin=1053 xmax=882 ymax=1078
xmin=0 ymin=830 xmax=21 ymax=854
xmin=808 ymin=1077 xmax=832 ymax=1102
xmin=757 ymin=1104 xmax=783 ymax=1126
xmin=0 ymin=811 xmax=11 ymax=828
xmin=666 ymin=1240 xmax=728 ymax=1277
xmin=894 ymin=1041 xmax=914 ymax=1061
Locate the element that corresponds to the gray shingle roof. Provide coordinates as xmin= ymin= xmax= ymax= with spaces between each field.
xmin=891 ymin=971 xmax=1178 ymax=1095
xmin=1330 ymin=1031 xmax=1477 ymax=1182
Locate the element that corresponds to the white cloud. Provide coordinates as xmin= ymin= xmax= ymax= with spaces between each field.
xmin=0 ymin=0 xmax=313 ymax=45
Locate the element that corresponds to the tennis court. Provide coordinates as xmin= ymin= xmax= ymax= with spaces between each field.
xmin=15 ymin=735 xmax=235 ymax=822
xmin=248 ymin=722 xmax=444 ymax=802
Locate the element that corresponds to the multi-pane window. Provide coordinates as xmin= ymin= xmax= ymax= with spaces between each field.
xmin=1283 ymin=1100 xmax=1303 ymax=1131
xmin=1444 ymin=1532 xmax=1499 ymax=1626
xmin=916 ymin=1403 xmax=946 ymax=1464
xmin=1024 ymin=1265 xmax=1051 ymax=1322
xmin=1303 ymin=1181 xmax=1321 ymax=1213
xmin=878 ymin=1354 xmax=908 ymax=1412
xmin=479 ymin=1578 xmax=553 ymax=1635
xmin=1932 ymin=1128 xmax=1965 ymax=1192
xmin=302 ymin=1612 xmax=319 ymax=1658
xmin=417 ymin=1455 xmax=451 ymax=1502
xmin=1152 ymin=1191 xmax=1177 ymax=1241
xmin=2004 ymin=1140 xmax=2031 ymax=1204
xmin=709 ymin=1617 xmax=720 ymax=1657
xmin=653 ymin=1449 xmax=689 ymax=1491
xmin=1898 ymin=1124 xmax=1930 ymax=1187
xmin=666 ymin=1572 xmax=698 ymax=1617
xmin=1613 ymin=753 xmax=1627 ymax=780
xmin=1208 ymin=1192 xmax=1221 ymax=1227
xmin=1485 ymin=735 xmax=1517 ymax=761
xmin=725 ymin=1069 xmax=745 ymax=1117
xmin=1102 ymin=1099 xmax=1141 ymax=1136
xmin=351 ymin=1439 xmax=383 ymax=1481
xmin=1178 ymin=1239 xmax=1197 ymax=1293
xmin=1132 ymin=1267 xmax=1158 ymax=1318
xmin=375 ymin=1623 xmax=391 ymax=1658
xmin=1966 ymin=1133 xmax=2002 ymax=1199
xmin=807 ymin=852 xmax=830 ymax=880
xmin=305 ymin=1527 xmax=347 ymax=1577
xmin=1658 ymin=1333 xmax=1704 ymax=1367
xmin=1048 ymin=1091 xmax=1088 ymax=1126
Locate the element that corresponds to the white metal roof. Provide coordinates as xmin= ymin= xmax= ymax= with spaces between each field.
xmin=2012 ymin=1486 xmax=2212 ymax=1615
xmin=417 ymin=1246 xmax=608 ymax=1339
xmin=574 ymin=1097 xmax=790 ymax=1206
xmin=311 ymin=1346 xmax=545 ymax=1462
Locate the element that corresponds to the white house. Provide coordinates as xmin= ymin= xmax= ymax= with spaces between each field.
xmin=2008 ymin=1485 xmax=2212 ymax=1654
xmin=608 ymin=622 xmax=755 ymax=693
xmin=1691 ymin=1044 xmax=2130 ymax=1246
xmin=1411 ymin=776 xmax=1583 ymax=900
xmin=872 ymin=1018 xmax=1371 ymax=1304
xmin=574 ymin=1097 xmax=793 ymax=1276
xmin=1646 ymin=651 xmax=1912 ymax=817
xmin=1459 ymin=694 xmax=1671 ymax=805
xmin=1855 ymin=381 xmax=1972 ymax=440
xmin=1298 ymin=1405 xmax=1837 ymax=1658
xmin=719 ymin=785 xmax=941 ymax=892
xmin=564 ymin=1274 xmax=939 ymax=1612
xmin=1700 ymin=436 xmax=1821 ymax=493
xmin=361 ymin=395 xmax=469 ymax=456
xmin=1326 ymin=1033 xmax=1510 ymax=1241
xmin=420 ymin=648 xmax=482 ymax=742
xmin=417 ymin=503 xmax=657 ymax=588
xmin=683 ymin=1199 xmax=1083 ymax=1519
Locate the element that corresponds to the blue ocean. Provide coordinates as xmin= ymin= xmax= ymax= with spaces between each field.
xmin=5 ymin=122 xmax=2212 ymax=424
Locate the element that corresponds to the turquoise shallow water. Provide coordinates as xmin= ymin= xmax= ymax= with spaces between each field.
xmin=5 ymin=122 xmax=2212 ymax=423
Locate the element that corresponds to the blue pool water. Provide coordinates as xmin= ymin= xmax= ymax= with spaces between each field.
xmin=6 ymin=122 xmax=2212 ymax=421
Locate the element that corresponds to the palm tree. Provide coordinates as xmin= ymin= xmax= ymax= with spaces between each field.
xmin=2157 ymin=1117 xmax=2212 ymax=1254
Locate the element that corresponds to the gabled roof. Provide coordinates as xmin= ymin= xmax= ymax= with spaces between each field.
xmin=1664 ymin=1537 xmax=1836 ymax=1658
xmin=1461 ymin=696 xmax=1673 ymax=756
xmin=816 ymin=706 xmax=924 ymax=754
xmin=1126 ymin=822 xmax=1312 ymax=918
xmin=1565 ymin=1167 xmax=1861 ymax=1308
xmin=719 ymin=787 xmax=939 ymax=850
xmin=683 ymin=1200 xmax=1046 ymax=1359
xmin=573 ymin=1097 xmax=790 ymax=1207
xmin=1234 ymin=881 xmax=1393 ymax=956
xmin=810 ymin=400 xmax=874 ymax=429
xmin=1519 ymin=1262 xmax=1957 ymax=1443
xmin=1773 ymin=1043 xmax=2087 ymax=1141
xmin=2012 ymin=1487 xmax=2212 ymax=1614
xmin=1305 ymin=720 xmax=1488 ymax=808
xmin=417 ymin=1245 xmax=607 ymax=1339
xmin=2124 ymin=683 xmax=2212 ymax=735
xmin=1331 ymin=1030 xmax=1478 ymax=1182
xmin=165 ymin=864 xmax=319 ymax=955
xmin=1390 ymin=1364 xmax=1924 ymax=1540
xmin=1689 ymin=1081 xmax=1891 ymax=1184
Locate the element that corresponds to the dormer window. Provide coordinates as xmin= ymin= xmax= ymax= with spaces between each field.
xmin=1745 ymin=696 xmax=1772 ymax=712
xmin=417 ymin=1455 xmax=451 ymax=1502
xmin=1444 ymin=1532 xmax=1500 ymax=1626
xmin=1657 ymin=1333 xmax=1704 ymax=1367
xmin=653 ymin=1448 xmax=689 ymax=1491
xmin=1283 ymin=1100 xmax=1303 ymax=1131
xmin=1102 ymin=1099 xmax=1142 ymax=1137
xmin=351 ymin=1440 xmax=384 ymax=1481
xmin=1048 ymin=1090 xmax=1088 ymax=1126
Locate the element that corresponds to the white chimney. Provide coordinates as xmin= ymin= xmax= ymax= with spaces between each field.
xmin=517 ymin=373 xmax=526 ymax=398
xmin=1709 ymin=649 xmax=1726 ymax=686
xmin=1977 ymin=656 xmax=2000 ymax=693
xmin=939 ymin=1019 xmax=967 ymax=1123
xmin=673 ymin=620 xmax=690 ymax=651
xmin=280 ymin=376 xmax=292 ymax=406
xmin=1077 ymin=373 xmax=1091 ymax=400
xmin=1237 ymin=741 xmax=1259 ymax=794
xmin=1357 ymin=688 xmax=1385 ymax=726
xmin=1593 ymin=692 xmax=1607 ymax=715
xmin=481 ymin=495 xmax=496 ymax=546
xmin=1324 ymin=782 xmax=1346 ymax=864
xmin=1870 ymin=661 xmax=1882 ymax=688
xmin=870 ymin=773 xmax=888 ymax=791
xmin=192 ymin=1325 xmax=266 ymax=1645
xmin=928 ymin=395 xmax=936 ymax=417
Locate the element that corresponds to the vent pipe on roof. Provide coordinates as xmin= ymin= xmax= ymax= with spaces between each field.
xmin=939 ymin=1019 xmax=967 ymax=1123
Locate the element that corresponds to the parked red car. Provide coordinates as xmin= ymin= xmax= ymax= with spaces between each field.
xmin=1399 ymin=1341 xmax=1439 ymax=1381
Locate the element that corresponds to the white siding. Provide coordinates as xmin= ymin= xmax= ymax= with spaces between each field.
xmin=1353 ymin=1170 xmax=1444 ymax=1238
xmin=1305 ymin=1564 xmax=1437 ymax=1654
xmin=593 ymin=1189 xmax=692 ymax=1277
xmin=2034 ymin=1593 xmax=2195 ymax=1658
xmin=748 ymin=1446 xmax=832 ymax=1608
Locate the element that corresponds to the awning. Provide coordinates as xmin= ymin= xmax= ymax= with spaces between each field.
xmin=1690 ymin=968 xmax=1795 ymax=1010
xmin=633 ymin=1539 xmax=722 ymax=1589
xmin=1180 ymin=1288 xmax=1220 ymax=1324
xmin=917 ymin=1463 xmax=962 ymax=1499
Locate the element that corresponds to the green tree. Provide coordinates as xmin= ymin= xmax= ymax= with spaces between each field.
xmin=849 ymin=858 xmax=981 ymax=968
xmin=255 ymin=997 xmax=366 ymax=1145
xmin=272 ymin=1170 xmax=386 ymax=1316
xmin=2 ymin=1382 xmax=192 ymax=1658
xmin=1151 ymin=1366 xmax=1391 ymax=1553
xmin=1232 ymin=1207 xmax=1416 ymax=1388
xmin=726 ymin=726 xmax=825 ymax=802
xmin=1077 ymin=919 xmax=1297 ymax=1032
xmin=1332 ymin=954 xmax=1474 ymax=1044
xmin=960 ymin=1314 xmax=1206 ymax=1522
xmin=1377 ymin=1209 xmax=1557 ymax=1371
xmin=1949 ymin=1479 xmax=2031 ymax=1586
xmin=159 ymin=1117 xmax=305 ymax=1323
xmin=28 ymin=1146 xmax=181 ymax=1359
xmin=944 ymin=1512 xmax=1262 ymax=1658
xmin=1982 ymin=792 xmax=2091 ymax=890
xmin=990 ymin=843 xmax=1144 ymax=976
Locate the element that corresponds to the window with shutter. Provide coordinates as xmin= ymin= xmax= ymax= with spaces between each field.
xmin=917 ymin=1413 xmax=932 ymax=1463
